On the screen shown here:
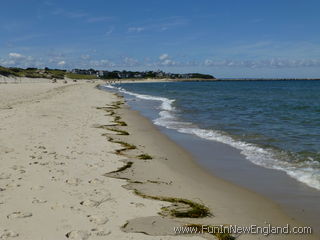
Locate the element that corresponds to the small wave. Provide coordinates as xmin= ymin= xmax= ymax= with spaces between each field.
xmin=102 ymin=84 xmax=320 ymax=190
xmin=103 ymin=84 xmax=175 ymax=111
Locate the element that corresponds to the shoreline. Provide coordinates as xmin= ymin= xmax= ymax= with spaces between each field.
xmin=111 ymin=81 xmax=320 ymax=235
xmin=0 ymin=79 xmax=317 ymax=239
xmin=1 ymin=75 xmax=320 ymax=86
xmin=100 ymin=86 xmax=318 ymax=239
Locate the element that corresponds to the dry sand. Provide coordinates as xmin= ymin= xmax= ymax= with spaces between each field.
xmin=0 ymin=80 xmax=317 ymax=240
xmin=0 ymin=81 xmax=201 ymax=240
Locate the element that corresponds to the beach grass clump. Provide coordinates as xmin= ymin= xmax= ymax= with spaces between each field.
xmin=109 ymin=161 xmax=133 ymax=173
xmin=137 ymin=154 xmax=153 ymax=160
xmin=185 ymin=224 xmax=235 ymax=240
xmin=133 ymin=190 xmax=211 ymax=218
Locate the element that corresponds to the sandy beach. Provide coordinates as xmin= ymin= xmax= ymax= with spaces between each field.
xmin=0 ymin=80 xmax=317 ymax=240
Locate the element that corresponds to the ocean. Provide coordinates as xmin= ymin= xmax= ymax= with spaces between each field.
xmin=103 ymin=80 xmax=320 ymax=191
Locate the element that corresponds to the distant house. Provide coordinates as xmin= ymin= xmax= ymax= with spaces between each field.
xmin=97 ymin=71 xmax=104 ymax=78
xmin=134 ymin=73 xmax=142 ymax=78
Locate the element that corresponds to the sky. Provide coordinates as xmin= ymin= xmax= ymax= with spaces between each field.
xmin=1 ymin=0 xmax=320 ymax=78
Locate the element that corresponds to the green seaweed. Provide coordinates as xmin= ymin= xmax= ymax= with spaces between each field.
xmin=113 ymin=115 xmax=127 ymax=126
xmin=109 ymin=161 xmax=133 ymax=173
xmin=137 ymin=154 xmax=153 ymax=160
xmin=133 ymin=190 xmax=211 ymax=218
xmin=106 ymin=127 xmax=129 ymax=135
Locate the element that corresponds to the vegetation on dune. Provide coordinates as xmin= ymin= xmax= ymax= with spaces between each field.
xmin=65 ymin=72 xmax=97 ymax=80
xmin=0 ymin=66 xmax=18 ymax=77
xmin=0 ymin=65 xmax=215 ymax=80
xmin=45 ymin=69 xmax=65 ymax=79
xmin=0 ymin=66 xmax=67 ymax=79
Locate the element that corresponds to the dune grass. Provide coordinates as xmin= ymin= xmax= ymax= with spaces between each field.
xmin=66 ymin=72 xmax=97 ymax=79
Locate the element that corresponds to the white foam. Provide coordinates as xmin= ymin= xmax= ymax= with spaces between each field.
xmin=103 ymin=84 xmax=174 ymax=111
xmin=102 ymin=84 xmax=320 ymax=191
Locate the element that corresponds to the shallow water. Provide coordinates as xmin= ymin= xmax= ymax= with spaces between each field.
xmin=103 ymin=80 xmax=320 ymax=191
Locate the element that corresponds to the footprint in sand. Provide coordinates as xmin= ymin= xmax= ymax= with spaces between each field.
xmin=88 ymin=178 xmax=104 ymax=185
xmin=80 ymin=196 xmax=111 ymax=207
xmin=6 ymin=182 xmax=21 ymax=188
xmin=80 ymin=200 xmax=100 ymax=207
xmin=0 ymin=146 xmax=14 ymax=154
xmin=90 ymin=228 xmax=111 ymax=237
xmin=87 ymin=215 xmax=109 ymax=225
xmin=30 ymin=185 xmax=44 ymax=191
xmin=0 ymin=173 xmax=11 ymax=180
xmin=32 ymin=197 xmax=47 ymax=204
xmin=66 ymin=178 xmax=81 ymax=186
xmin=65 ymin=230 xmax=90 ymax=240
xmin=10 ymin=165 xmax=26 ymax=174
xmin=7 ymin=212 xmax=32 ymax=219
xmin=0 ymin=229 xmax=19 ymax=239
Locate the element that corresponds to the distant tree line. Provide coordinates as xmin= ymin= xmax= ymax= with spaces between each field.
xmin=0 ymin=66 xmax=215 ymax=80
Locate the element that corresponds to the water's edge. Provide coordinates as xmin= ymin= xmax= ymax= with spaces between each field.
xmin=103 ymin=83 xmax=320 ymax=191
xmin=101 ymin=83 xmax=320 ymax=233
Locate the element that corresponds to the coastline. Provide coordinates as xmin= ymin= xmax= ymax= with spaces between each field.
xmin=108 ymin=80 xmax=320 ymax=236
xmin=112 ymin=92 xmax=318 ymax=240
xmin=0 ymin=79 xmax=317 ymax=239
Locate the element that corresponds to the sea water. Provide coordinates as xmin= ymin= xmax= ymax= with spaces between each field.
xmin=103 ymin=80 xmax=320 ymax=191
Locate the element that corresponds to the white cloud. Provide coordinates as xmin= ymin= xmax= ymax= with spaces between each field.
xmin=128 ymin=27 xmax=144 ymax=33
xmin=52 ymin=8 xmax=88 ymax=19
xmin=159 ymin=53 xmax=169 ymax=60
xmin=89 ymin=59 xmax=115 ymax=68
xmin=203 ymin=58 xmax=320 ymax=68
xmin=158 ymin=54 xmax=176 ymax=66
xmin=105 ymin=26 xmax=114 ymax=36
xmin=80 ymin=55 xmax=91 ymax=60
xmin=123 ymin=57 xmax=139 ymax=67
xmin=161 ymin=59 xmax=176 ymax=66
xmin=4 ymin=53 xmax=36 ymax=67
xmin=57 ymin=60 xmax=66 ymax=66
xmin=9 ymin=52 xmax=23 ymax=58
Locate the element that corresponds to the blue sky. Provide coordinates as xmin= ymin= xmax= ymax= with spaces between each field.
xmin=1 ymin=0 xmax=320 ymax=78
